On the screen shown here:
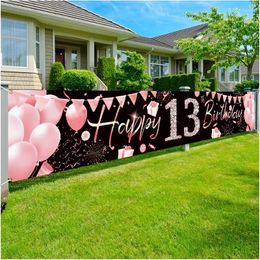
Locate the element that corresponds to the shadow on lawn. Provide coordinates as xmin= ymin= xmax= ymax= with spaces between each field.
xmin=10 ymin=132 xmax=255 ymax=193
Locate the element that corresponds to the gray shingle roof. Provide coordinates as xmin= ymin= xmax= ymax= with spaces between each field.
xmin=1 ymin=0 xmax=133 ymax=33
xmin=128 ymin=36 xmax=173 ymax=49
xmin=153 ymin=23 xmax=208 ymax=47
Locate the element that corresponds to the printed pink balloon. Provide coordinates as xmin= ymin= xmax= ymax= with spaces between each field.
xmin=66 ymin=99 xmax=87 ymax=131
xmin=8 ymin=114 xmax=24 ymax=147
xmin=30 ymin=123 xmax=61 ymax=162
xmin=37 ymin=161 xmax=54 ymax=177
xmin=8 ymin=141 xmax=38 ymax=181
xmin=9 ymin=103 xmax=40 ymax=141
xmin=8 ymin=93 xmax=17 ymax=111
xmin=40 ymin=97 xmax=68 ymax=124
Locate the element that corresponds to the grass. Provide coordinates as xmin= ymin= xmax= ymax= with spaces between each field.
xmin=1 ymin=133 xmax=259 ymax=259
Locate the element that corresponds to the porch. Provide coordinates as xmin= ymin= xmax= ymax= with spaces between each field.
xmin=54 ymin=35 xmax=117 ymax=73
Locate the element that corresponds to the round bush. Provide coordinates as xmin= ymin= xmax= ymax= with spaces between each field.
xmin=48 ymin=62 xmax=65 ymax=90
xmin=62 ymin=70 xmax=97 ymax=90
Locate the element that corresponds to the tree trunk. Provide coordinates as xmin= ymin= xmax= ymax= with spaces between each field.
xmin=246 ymin=62 xmax=254 ymax=80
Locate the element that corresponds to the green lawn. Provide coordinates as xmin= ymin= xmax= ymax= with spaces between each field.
xmin=2 ymin=133 xmax=259 ymax=259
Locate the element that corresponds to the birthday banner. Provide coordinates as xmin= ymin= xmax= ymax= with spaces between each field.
xmin=8 ymin=90 xmax=255 ymax=181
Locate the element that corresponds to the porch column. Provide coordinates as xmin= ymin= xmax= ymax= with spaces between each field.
xmin=198 ymin=60 xmax=204 ymax=78
xmin=112 ymin=41 xmax=118 ymax=65
xmin=187 ymin=56 xmax=193 ymax=74
xmin=87 ymin=39 xmax=95 ymax=71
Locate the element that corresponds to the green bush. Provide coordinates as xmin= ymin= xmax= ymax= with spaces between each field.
xmin=116 ymin=51 xmax=152 ymax=91
xmin=153 ymin=73 xmax=200 ymax=91
xmin=62 ymin=70 xmax=97 ymax=90
xmin=235 ymin=80 xmax=259 ymax=92
xmin=97 ymin=57 xmax=116 ymax=90
xmin=48 ymin=62 xmax=65 ymax=90
xmin=202 ymin=78 xmax=218 ymax=91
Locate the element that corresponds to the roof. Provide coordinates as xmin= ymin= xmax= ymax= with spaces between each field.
xmin=1 ymin=0 xmax=133 ymax=33
xmin=241 ymin=60 xmax=259 ymax=75
xmin=153 ymin=23 xmax=208 ymax=47
xmin=126 ymin=24 xmax=208 ymax=50
xmin=128 ymin=36 xmax=173 ymax=49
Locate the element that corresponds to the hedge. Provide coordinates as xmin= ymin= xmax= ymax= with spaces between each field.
xmin=153 ymin=73 xmax=200 ymax=91
xmin=202 ymin=78 xmax=218 ymax=91
xmin=235 ymin=80 xmax=259 ymax=92
xmin=48 ymin=62 xmax=65 ymax=90
xmin=97 ymin=57 xmax=116 ymax=90
xmin=61 ymin=70 xmax=97 ymax=90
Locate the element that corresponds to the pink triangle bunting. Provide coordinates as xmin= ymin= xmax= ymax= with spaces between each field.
xmin=151 ymin=91 xmax=157 ymax=98
xmin=238 ymin=96 xmax=241 ymax=103
xmin=228 ymin=96 xmax=232 ymax=103
xmin=217 ymin=93 xmax=222 ymax=102
xmin=116 ymin=95 xmax=126 ymax=108
xmin=233 ymin=96 xmax=237 ymax=103
xmin=88 ymin=99 xmax=99 ymax=112
xmin=206 ymin=92 xmax=209 ymax=97
xmin=103 ymin=97 xmax=114 ymax=110
xmin=211 ymin=91 xmax=216 ymax=99
xmin=128 ymin=93 xmax=138 ymax=105
xmin=139 ymin=91 xmax=148 ymax=101
xmin=223 ymin=95 xmax=227 ymax=102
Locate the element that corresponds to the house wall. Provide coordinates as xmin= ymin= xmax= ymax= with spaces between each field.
xmin=45 ymin=28 xmax=54 ymax=88
xmin=1 ymin=12 xmax=43 ymax=89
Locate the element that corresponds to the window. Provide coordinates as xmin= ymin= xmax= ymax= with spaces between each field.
xmin=1 ymin=18 xmax=28 ymax=67
xmin=150 ymin=55 xmax=170 ymax=78
xmin=220 ymin=68 xmax=226 ymax=82
xmin=254 ymin=74 xmax=259 ymax=81
xmin=71 ymin=50 xmax=78 ymax=69
xmin=228 ymin=65 xmax=239 ymax=82
xmin=117 ymin=50 xmax=127 ymax=64
xmin=36 ymin=27 xmax=40 ymax=69
xmin=176 ymin=59 xmax=187 ymax=74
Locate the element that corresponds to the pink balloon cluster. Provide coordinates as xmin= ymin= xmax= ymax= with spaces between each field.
xmin=8 ymin=92 xmax=64 ymax=181
xmin=243 ymin=93 xmax=255 ymax=131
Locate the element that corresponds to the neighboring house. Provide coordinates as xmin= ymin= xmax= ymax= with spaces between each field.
xmin=1 ymin=0 xmax=247 ymax=90
xmin=241 ymin=60 xmax=259 ymax=81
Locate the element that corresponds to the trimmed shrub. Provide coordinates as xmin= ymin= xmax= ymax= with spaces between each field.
xmin=97 ymin=57 xmax=116 ymax=90
xmin=48 ymin=62 xmax=65 ymax=90
xmin=202 ymin=78 xmax=218 ymax=91
xmin=235 ymin=80 xmax=259 ymax=92
xmin=153 ymin=73 xmax=200 ymax=91
xmin=62 ymin=70 xmax=97 ymax=90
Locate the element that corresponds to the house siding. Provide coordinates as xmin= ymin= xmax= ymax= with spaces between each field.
xmin=1 ymin=71 xmax=42 ymax=89
xmin=45 ymin=28 xmax=54 ymax=88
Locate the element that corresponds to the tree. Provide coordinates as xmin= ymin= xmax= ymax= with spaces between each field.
xmin=116 ymin=51 xmax=153 ymax=91
xmin=176 ymin=1 xmax=259 ymax=80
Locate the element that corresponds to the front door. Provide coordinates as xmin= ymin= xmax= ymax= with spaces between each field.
xmin=55 ymin=48 xmax=66 ymax=68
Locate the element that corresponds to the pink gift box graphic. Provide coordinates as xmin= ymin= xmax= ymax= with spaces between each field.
xmin=147 ymin=101 xmax=159 ymax=117
xmin=118 ymin=145 xmax=134 ymax=159
xmin=211 ymin=127 xmax=221 ymax=139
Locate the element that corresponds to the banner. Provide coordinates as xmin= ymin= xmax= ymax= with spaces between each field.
xmin=8 ymin=90 xmax=255 ymax=181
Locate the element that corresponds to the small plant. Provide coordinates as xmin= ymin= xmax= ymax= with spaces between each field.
xmin=116 ymin=51 xmax=153 ymax=91
xmin=62 ymin=70 xmax=97 ymax=90
xmin=235 ymin=80 xmax=259 ymax=92
xmin=48 ymin=62 xmax=65 ymax=90
xmin=199 ymin=80 xmax=211 ymax=91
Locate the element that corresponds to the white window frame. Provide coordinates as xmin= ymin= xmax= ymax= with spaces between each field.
xmin=227 ymin=65 xmax=240 ymax=83
xmin=150 ymin=55 xmax=170 ymax=78
xmin=36 ymin=26 xmax=40 ymax=69
xmin=1 ymin=18 xmax=29 ymax=69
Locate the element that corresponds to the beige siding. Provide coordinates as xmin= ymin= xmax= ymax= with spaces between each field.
xmin=1 ymin=71 xmax=42 ymax=89
xmin=45 ymin=28 xmax=54 ymax=88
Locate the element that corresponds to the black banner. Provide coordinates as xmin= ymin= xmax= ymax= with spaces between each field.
xmin=45 ymin=91 xmax=255 ymax=173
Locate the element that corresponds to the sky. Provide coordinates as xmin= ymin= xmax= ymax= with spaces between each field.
xmin=71 ymin=0 xmax=253 ymax=37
